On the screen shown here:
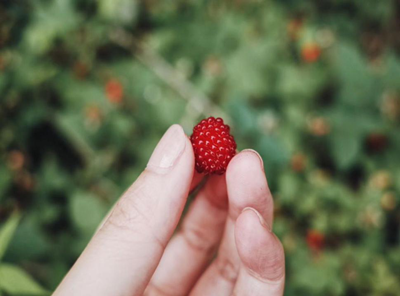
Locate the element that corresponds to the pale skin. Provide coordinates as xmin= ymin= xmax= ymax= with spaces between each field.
xmin=54 ymin=124 xmax=285 ymax=296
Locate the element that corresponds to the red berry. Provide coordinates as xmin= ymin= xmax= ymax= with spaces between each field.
xmin=301 ymin=43 xmax=321 ymax=63
xmin=306 ymin=230 xmax=325 ymax=252
xmin=105 ymin=79 xmax=124 ymax=104
xmin=190 ymin=117 xmax=237 ymax=175
xmin=366 ymin=132 xmax=388 ymax=153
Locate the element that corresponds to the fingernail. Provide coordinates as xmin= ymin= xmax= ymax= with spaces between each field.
xmin=147 ymin=125 xmax=186 ymax=173
xmin=242 ymin=207 xmax=271 ymax=231
xmin=242 ymin=149 xmax=264 ymax=170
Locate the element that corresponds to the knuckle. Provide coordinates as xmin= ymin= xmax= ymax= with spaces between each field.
xmin=181 ymin=225 xmax=217 ymax=255
xmin=107 ymin=194 xmax=150 ymax=231
xmin=216 ymin=255 xmax=239 ymax=283
xmin=143 ymin=285 xmax=175 ymax=296
xmin=100 ymin=179 xmax=166 ymax=249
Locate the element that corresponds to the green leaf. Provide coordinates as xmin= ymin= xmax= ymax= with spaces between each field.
xmin=225 ymin=40 xmax=279 ymax=97
xmin=278 ymin=172 xmax=301 ymax=204
xmin=331 ymin=132 xmax=361 ymax=169
xmin=334 ymin=42 xmax=380 ymax=107
xmin=257 ymin=135 xmax=289 ymax=184
xmin=328 ymin=107 xmax=379 ymax=169
xmin=23 ymin=0 xmax=81 ymax=54
xmin=98 ymin=0 xmax=139 ymax=25
xmin=277 ymin=64 xmax=327 ymax=101
xmin=13 ymin=57 xmax=58 ymax=88
xmin=228 ymin=99 xmax=257 ymax=135
xmin=0 ymin=165 xmax=12 ymax=201
xmin=0 ymin=263 xmax=48 ymax=295
xmin=0 ymin=213 xmax=21 ymax=261
xmin=6 ymin=215 xmax=51 ymax=261
xmin=54 ymin=113 xmax=95 ymax=162
xmin=383 ymin=53 xmax=400 ymax=89
xmin=69 ymin=192 xmax=108 ymax=234
xmin=0 ymin=75 xmax=6 ymax=94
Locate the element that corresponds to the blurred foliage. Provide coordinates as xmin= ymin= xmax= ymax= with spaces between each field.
xmin=1 ymin=0 xmax=400 ymax=295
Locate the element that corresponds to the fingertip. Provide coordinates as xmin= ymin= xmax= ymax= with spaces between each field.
xmin=235 ymin=209 xmax=285 ymax=282
xmin=146 ymin=124 xmax=191 ymax=175
xmin=227 ymin=149 xmax=264 ymax=177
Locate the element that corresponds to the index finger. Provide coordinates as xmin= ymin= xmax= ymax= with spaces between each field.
xmin=54 ymin=125 xmax=194 ymax=296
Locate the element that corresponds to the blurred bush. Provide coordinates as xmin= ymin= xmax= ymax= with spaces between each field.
xmin=1 ymin=0 xmax=400 ymax=295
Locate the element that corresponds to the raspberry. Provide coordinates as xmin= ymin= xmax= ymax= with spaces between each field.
xmin=190 ymin=117 xmax=237 ymax=175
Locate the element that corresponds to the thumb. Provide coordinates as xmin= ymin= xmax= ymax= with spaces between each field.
xmin=233 ymin=208 xmax=285 ymax=295
xmin=54 ymin=125 xmax=194 ymax=296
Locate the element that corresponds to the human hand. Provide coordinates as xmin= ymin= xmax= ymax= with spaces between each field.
xmin=54 ymin=124 xmax=285 ymax=296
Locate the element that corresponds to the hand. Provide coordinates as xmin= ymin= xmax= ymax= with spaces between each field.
xmin=54 ymin=124 xmax=285 ymax=296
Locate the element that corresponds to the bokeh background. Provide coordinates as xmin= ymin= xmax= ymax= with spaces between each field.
xmin=1 ymin=0 xmax=400 ymax=295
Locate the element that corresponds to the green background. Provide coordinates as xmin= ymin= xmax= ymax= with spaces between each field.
xmin=1 ymin=0 xmax=400 ymax=295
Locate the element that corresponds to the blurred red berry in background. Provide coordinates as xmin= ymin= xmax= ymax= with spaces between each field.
xmin=105 ymin=79 xmax=124 ymax=104
xmin=307 ymin=230 xmax=325 ymax=251
xmin=301 ymin=43 xmax=321 ymax=63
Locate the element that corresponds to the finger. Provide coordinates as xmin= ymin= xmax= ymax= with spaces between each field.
xmin=226 ymin=149 xmax=274 ymax=226
xmin=95 ymin=171 xmax=203 ymax=234
xmin=233 ymin=208 xmax=285 ymax=296
xmin=54 ymin=125 xmax=194 ymax=296
xmin=190 ymin=171 xmax=204 ymax=192
xmin=145 ymin=175 xmax=228 ymax=295
xmin=190 ymin=150 xmax=273 ymax=295
xmin=189 ymin=218 xmax=240 ymax=295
